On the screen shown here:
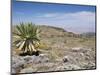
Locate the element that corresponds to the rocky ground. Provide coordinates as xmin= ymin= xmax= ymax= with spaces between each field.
xmin=12 ymin=25 xmax=96 ymax=74
xmin=12 ymin=47 xmax=96 ymax=74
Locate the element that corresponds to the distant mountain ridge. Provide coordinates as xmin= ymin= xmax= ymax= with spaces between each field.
xmin=39 ymin=25 xmax=82 ymax=38
xmin=39 ymin=25 xmax=96 ymax=38
xmin=12 ymin=25 xmax=95 ymax=38
xmin=80 ymin=32 xmax=96 ymax=38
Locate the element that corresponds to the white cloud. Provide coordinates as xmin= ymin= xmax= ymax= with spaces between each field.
xmin=14 ymin=11 xmax=95 ymax=33
xmin=14 ymin=11 xmax=25 ymax=15
xmin=33 ymin=11 xmax=95 ymax=33
xmin=36 ymin=11 xmax=95 ymax=21
xmin=36 ymin=13 xmax=58 ymax=18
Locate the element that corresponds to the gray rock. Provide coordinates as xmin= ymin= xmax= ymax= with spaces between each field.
xmin=20 ymin=67 xmax=33 ymax=73
xmin=82 ymin=62 xmax=96 ymax=69
xmin=23 ymin=56 xmax=33 ymax=62
xmin=12 ymin=56 xmax=25 ymax=66
xmin=17 ymin=55 xmax=50 ymax=64
xmin=63 ymin=56 xmax=69 ymax=63
xmin=56 ymin=64 xmax=81 ymax=71
xmin=11 ymin=69 xmax=16 ymax=74
xmin=12 ymin=56 xmax=25 ymax=73
xmin=34 ymin=55 xmax=49 ymax=63
xmin=71 ymin=47 xmax=82 ymax=52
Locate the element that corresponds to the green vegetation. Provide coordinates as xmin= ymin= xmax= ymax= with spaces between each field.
xmin=13 ymin=23 xmax=40 ymax=55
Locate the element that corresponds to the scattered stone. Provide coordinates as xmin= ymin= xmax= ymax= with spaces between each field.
xmin=63 ymin=56 xmax=69 ymax=63
xmin=80 ymin=53 xmax=84 ymax=57
xmin=72 ymin=47 xmax=82 ymax=51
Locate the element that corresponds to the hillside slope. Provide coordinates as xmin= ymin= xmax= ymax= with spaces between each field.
xmin=12 ymin=25 xmax=96 ymax=74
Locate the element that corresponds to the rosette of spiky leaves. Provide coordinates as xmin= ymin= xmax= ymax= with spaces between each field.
xmin=13 ymin=23 xmax=40 ymax=54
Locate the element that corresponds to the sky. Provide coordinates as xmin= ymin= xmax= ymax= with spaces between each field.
xmin=12 ymin=0 xmax=96 ymax=33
